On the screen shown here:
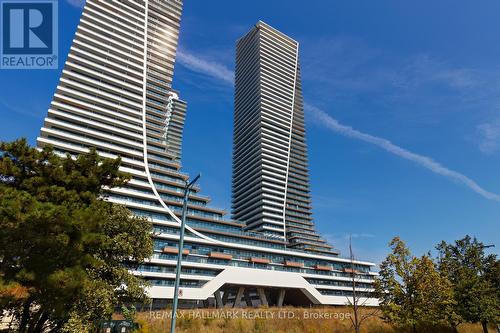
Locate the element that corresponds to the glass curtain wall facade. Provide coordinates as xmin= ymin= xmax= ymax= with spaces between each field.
xmin=232 ymin=22 xmax=334 ymax=255
xmin=37 ymin=1 xmax=378 ymax=307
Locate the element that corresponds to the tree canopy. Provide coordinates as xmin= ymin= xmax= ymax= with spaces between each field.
xmin=375 ymin=237 xmax=459 ymax=333
xmin=0 ymin=139 xmax=153 ymax=332
xmin=436 ymin=236 xmax=499 ymax=333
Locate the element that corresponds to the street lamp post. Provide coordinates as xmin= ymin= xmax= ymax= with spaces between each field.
xmin=169 ymin=173 xmax=201 ymax=333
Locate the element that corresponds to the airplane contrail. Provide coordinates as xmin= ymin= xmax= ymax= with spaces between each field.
xmin=306 ymin=103 xmax=500 ymax=202
xmin=176 ymin=49 xmax=500 ymax=203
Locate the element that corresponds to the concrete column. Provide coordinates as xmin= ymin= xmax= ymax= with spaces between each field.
xmin=257 ymin=288 xmax=268 ymax=306
xmin=233 ymin=287 xmax=245 ymax=308
xmin=215 ymin=290 xmax=223 ymax=308
xmin=244 ymin=290 xmax=253 ymax=307
xmin=222 ymin=289 xmax=230 ymax=307
xmin=277 ymin=289 xmax=286 ymax=307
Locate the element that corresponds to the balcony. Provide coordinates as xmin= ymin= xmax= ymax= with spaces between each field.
xmin=249 ymin=257 xmax=271 ymax=264
xmin=283 ymin=260 xmax=303 ymax=268
xmin=314 ymin=265 xmax=332 ymax=271
xmin=209 ymin=252 xmax=233 ymax=260
xmin=162 ymin=246 xmax=189 ymax=255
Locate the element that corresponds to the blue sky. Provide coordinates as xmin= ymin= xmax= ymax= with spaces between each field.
xmin=1 ymin=0 xmax=499 ymax=263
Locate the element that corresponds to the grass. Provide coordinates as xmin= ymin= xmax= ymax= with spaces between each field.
xmin=126 ymin=307 xmax=496 ymax=333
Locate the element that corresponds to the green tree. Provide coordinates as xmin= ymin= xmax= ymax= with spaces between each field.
xmin=437 ymin=236 xmax=499 ymax=333
xmin=0 ymin=139 xmax=153 ymax=332
xmin=375 ymin=237 xmax=459 ymax=333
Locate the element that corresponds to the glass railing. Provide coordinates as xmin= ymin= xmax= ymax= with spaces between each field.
xmin=120 ymin=186 xmax=206 ymax=207
xmin=147 ymin=136 xmax=161 ymax=143
xmin=153 ymin=182 xmax=183 ymax=194
xmin=147 ymin=76 xmax=169 ymax=87
xmin=148 ymin=279 xmax=205 ymax=287
xmin=147 ymin=82 xmax=169 ymax=94
xmin=148 ymin=145 xmax=167 ymax=153
xmin=108 ymin=194 xmax=161 ymax=207
xmin=148 ymin=162 xmax=180 ymax=174
xmin=147 ymin=89 xmax=168 ymax=100
xmin=150 ymin=171 xmax=185 ymax=185
xmin=146 ymin=98 xmax=165 ymax=107
xmin=146 ymin=107 xmax=165 ymax=119
xmin=132 ymin=209 xmax=169 ymax=221
xmin=137 ymin=264 xmax=219 ymax=276
xmin=151 ymin=252 xmax=374 ymax=280
xmin=305 ymin=278 xmax=372 ymax=289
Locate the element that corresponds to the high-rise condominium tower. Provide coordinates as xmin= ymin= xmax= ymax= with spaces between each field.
xmin=232 ymin=21 xmax=334 ymax=255
xmin=38 ymin=1 xmax=377 ymax=307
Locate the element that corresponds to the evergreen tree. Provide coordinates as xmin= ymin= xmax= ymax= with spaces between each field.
xmin=0 ymin=139 xmax=153 ymax=332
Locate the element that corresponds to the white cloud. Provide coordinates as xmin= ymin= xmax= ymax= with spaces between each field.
xmin=393 ymin=54 xmax=479 ymax=90
xmin=303 ymin=40 xmax=479 ymax=94
xmin=0 ymin=98 xmax=40 ymax=118
xmin=174 ymin=49 xmax=500 ymax=203
xmin=176 ymin=49 xmax=234 ymax=84
xmin=302 ymin=40 xmax=494 ymax=128
xmin=307 ymin=103 xmax=500 ymax=203
xmin=432 ymin=68 xmax=478 ymax=89
xmin=477 ymin=118 xmax=500 ymax=154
